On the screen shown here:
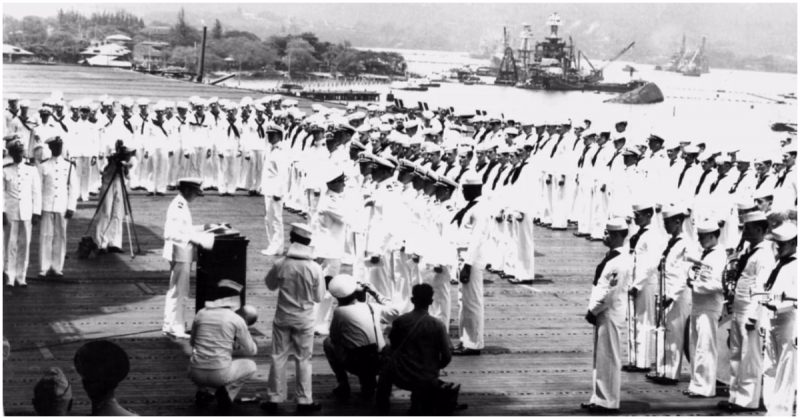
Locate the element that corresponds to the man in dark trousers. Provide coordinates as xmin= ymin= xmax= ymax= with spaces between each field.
xmin=376 ymin=283 xmax=454 ymax=415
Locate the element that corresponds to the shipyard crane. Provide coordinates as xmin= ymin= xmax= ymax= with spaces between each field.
xmin=597 ymin=41 xmax=636 ymax=72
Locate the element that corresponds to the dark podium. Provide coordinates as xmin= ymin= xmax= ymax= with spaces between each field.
xmin=195 ymin=230 xmax=249 ymax=312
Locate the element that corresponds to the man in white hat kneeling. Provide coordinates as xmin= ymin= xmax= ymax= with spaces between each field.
xmin=581 ymin=217 xmax=632 ymax=414
xmin=262 ymin=223 xmax=324 ymax=414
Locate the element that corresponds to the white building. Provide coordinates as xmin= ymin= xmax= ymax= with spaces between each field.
xmin=79 ymin=43 xmax=132 ymax=68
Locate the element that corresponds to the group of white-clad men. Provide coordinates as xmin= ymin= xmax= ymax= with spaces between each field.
xmin=4 ymin=90 xmax=797 ymax=414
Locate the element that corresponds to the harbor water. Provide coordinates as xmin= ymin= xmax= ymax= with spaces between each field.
xmin=226 ymin=48 xmax=797 ymax=154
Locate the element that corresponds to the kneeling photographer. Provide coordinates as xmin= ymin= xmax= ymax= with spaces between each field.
xmin=323 ymin=274 xmax=399 ymax=402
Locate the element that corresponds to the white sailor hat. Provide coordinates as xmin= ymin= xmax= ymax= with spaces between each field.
xmin=380 ymin=114 xmax=395 ymax=124
xmin=369 ymin=131 xmax=381 ymax=141
xmin=136 ymin=98 xmax=150 ymax=107
xmin=605 ymin=217 xmax=628 ymax=232
xmin=398 ymin=158 xmax=416 ymax=171
xmin=38 ymin=106 xmax=52 ymax=114
xmin=7 ymin=94 xmax=20 ymax=101
xmin=632 ymin=201 xmax=654 ymax=212
xmin=178 ymin=177 xmax=203 ymax=193
xmin=208 ymin=97 xmax=219 ymax=104
xmin=119 ymin=97 xmax=134 ymax=108
xmin=422 ymin=142 xmax=442 ymax=154
xmin=436 ymin=175 xmax=458 ymax=189
xmin=498 ymin=145 xmax=514 ymax=155
xmin=217 ymin=279 xmax=243 ymax=294
xmin=350 ymin=140 xmax=367 ymax=151
xmin=268 ymin=95 xmax=282 ymax=103
xmin=310 ymin=103 xmax=323 ymax=113
xmin=265 ymin=123 xmax=284 ymax=134
xmin=461 ymin=171 xmax=483 ymax=186
xmin=742 ymin=211 xmax=767 ymax=224
xmin=176 ymin=101 xmax=190 ymax=110
xmin=328 ymin=274 xmax=358 ymax=299
xmin=782 ymin=142 xmax=797 ymax=155
xmin=378 ymin=124 xmax=392 ymax=133
xmin=441 ymin=141 xmax=458 ymax=152
xmin=736 ymin=196 xmax=758 ymax=212
xmin=346 ymin=103 xmax=357 ymax=111
xmin=683 ymin=145 xmax=701 ymax=154
xmin=421 ymin=127 xmax=439 ymax=136
xmin=421 ymin=110 xmax=435 ymax=119
xmin=770 ymin=222 xmax=797 ymax=242
xmin=696 ymin=217 xmax=721 ymax=234
xmin=240 ymin=96 xmax=253 ymax=107
xmin=662 ymin=203 xmax=687 ymax=219
xmin=290 ymin=223 xmax=313 ymax=240
xmin=153 ymin=102 xmax=166 ymax=112
xmin=505 ymin=127 xmax=519 ymax=136
xmin=405 ymin=119 xmax=419 ymax=129
xmin=394 ymin=135 xmax=410 ymax=148
xmin=44 ymin=136 xmax=63 ymax=144
xmin=622 ymin=145 xmax=642 ymax=157
xmin=475 ymin=141 xmax=496 ymax=152
xmin=735 ymin=149 xmax=755 ymax=163
xmin=18 ymin=99 xmax=30 ymax=108
xmin=347 ymin=111 xmax=366 ymax=122
xmin=282 ymin=98 xmax=299 ymax=107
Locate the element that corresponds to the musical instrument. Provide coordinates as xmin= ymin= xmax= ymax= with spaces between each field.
xmin=626 ymin=292 xmax=637 ymax=367
xmin=653 ymin=257 xmax=667 ymax=377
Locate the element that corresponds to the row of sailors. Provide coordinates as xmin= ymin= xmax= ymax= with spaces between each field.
xmin=585 ymin=204 xmax=796 ymax=415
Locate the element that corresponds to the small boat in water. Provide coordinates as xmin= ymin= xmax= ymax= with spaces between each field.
xmin=390 ymin=80 xmax=428 ymax=91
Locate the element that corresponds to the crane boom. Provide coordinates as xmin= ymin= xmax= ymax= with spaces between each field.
xmin=580 ymin=50 xmax=597 ymax=71
xmin=598 ymin=41 xmax=636 ymax=71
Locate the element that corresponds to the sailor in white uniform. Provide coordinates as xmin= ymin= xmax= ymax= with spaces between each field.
xmin=3 ymin=139 xmax=42 ymax=287
xmin=37 ymin=136 xmax=78 ymax=279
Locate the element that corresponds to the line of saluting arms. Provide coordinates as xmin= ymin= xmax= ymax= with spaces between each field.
xmin=3 ymin=91 xmax=797 ymax=414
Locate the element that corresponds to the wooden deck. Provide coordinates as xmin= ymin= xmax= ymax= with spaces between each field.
xmin=2 ymin=189 xmax=765 ymax=416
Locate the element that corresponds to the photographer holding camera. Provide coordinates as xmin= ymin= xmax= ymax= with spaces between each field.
xmin=91 ymin=139 xmax=133 ymax=254
xmin=323 ymin=274 xmax=398 ymax=403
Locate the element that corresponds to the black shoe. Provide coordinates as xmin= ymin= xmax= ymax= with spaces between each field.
xmin=452 ymin=347 xmax=481 ymax=356
xmin=622 ymin=365 xmax=650 ymax=373
xmin=716 ymin=400 xmax=731 ymax=410
xmin=107 ymin=246 xmax=124 ymax=254
xmin=147 ymin=192 xmax=155 ymax=196
xmin=296 ymin=402 xmax=322 ymax=413
xmin=573 ymin=232 xmax=588 ymax=237
xmin=580 ymin=402 xmax=595 ymax=409
xmin=195 ymin=390 xmax=215 ymax=408
xmin=728 ymin=403 xmax=758 ymax=412
xmin=215 ymin=387 xmax=233 ymax=411
xmin=156 ymin=192 xmax=165 ymax=196
xmin=588 ymin=405 xmax=619 ymax=415
xmin=715 ymin=387 xmax=730 ymax=398
xmin=645 ymin=373 xmax=678 ymax=385
xmin=332 ymin=385 xmax=350 ymax=402
xmin=260 ymin=401 xmax=278 ymax=414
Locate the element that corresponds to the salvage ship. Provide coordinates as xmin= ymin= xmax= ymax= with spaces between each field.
xmin=655 ymin=34 xmax=710 ymax=77
xmin=495 ymin=13 xmax=646 ymax=93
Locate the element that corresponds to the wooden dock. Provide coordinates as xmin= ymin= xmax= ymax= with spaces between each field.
xmin=2 ymin=190 xmax=764 ymax=416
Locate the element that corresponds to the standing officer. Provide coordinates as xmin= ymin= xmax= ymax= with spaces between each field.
xmin=261 ymin=124 xmax=288 ymax=256
xmin=162 ymin=177 xmax=210 ymax=339
xmin=3 ymin=139 xmax=41 ymax=287
xmin=37 ymin=136 xmax=78 ymax=280
xmin=581 ymin=217 xmax=632 ymax=414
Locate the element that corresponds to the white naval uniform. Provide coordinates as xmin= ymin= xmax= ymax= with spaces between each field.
xmin=588 ymin=143 xmax=614 ymax=239
xmin=218 ymin=118 xmax=241 ymax=195
xmin=628 ymin=224 xmax=665 ymax=369
xmin=575 ymin=143 xmax=597 ymax=235
xmin=184 ymin=114 xmax=210 ymax=179
xmin=687 ymin=245 xmax=725 ymax=396
xmin=262 ymin=142 xmax=288 ymax=255
xmin=773 ymin=164 xmax=797 ymax=212
xmin=162 ymin=194 xmax=203 ymax=335
xmin=38 ymin=157 xmax=78 ymax=276
xmin=454 ymin=197 xmax=491 ymax=350
xmin=761 ymin=255 xmax=796 ymax=415
xmin=145 ymin=119 xmax=173 ymax=194
xmin=3 ymin=162 xmax=42 ymax=285
xmin=203 ymin=113 xmax=224 ymax=189
xmin=727 ymin=240 xmax=775 ymax=409
xmin=166 ymin=116 xmax=186 ymax=187
xmin=242 ymin=117 xmax=266 ymax=193
xmin=310 ymin=188 xmax=350 ymax=334
xmin=658 ymin=234 xmax=694 ymax=380
xmin=71 ymin=118 xmax=100 ymax=201
xmin=588 ymin=245 xmax=632 ymax=409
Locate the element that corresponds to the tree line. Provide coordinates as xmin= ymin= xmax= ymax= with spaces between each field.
xmin=3 ymin=8 xmax=408 ymax=77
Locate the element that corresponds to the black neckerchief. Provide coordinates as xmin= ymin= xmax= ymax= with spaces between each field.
xmin=756 ymin=173 xmax=770 ymax=189
xmin=17 ymin=114 xmax=33 ymax=131
xmin=729 ymin=170 xmax=748 ymax=194
xmin=659 ymin=236 xmax=683 ymax=273
xmin=227 ymin=118 xmax=240 ymax=138
xmin=104 ymin=114 xmax=116 ymax=128
xmin=443 ymin=162 xmax=456 ymax=177
xmin=548 ymin=134 xmax=565 ymax=158
xmin=678 ymin=162 xmax=692 ymax=188
xmin=572 ymin=136 xmax=582 ymax=151
xmin=591 ymin=144 xmax=605 ymax=166
xmin=734 ymin=245 xmax=760 ymax=281
xmin=765 ymin=256 xmax=796 ymax=291
xmin=176 ymin=116 xmax=186 ymax=125
xmin=152 ymin=118 xmax=168 ymax=137
xmin=290 ymin=126 xmax=304 ymax=148
xmin=695 ymin=169 xmax=711 ymax=195
xmin=454 ymin=165 xmax=470 ymax=183
xmin=492 ymin=163 xmax=508 ymax=189
xmin=775 ymin=167 xmax=791 ymax=188
xmin=594 ymin=249 xmax=621 ymax=286
xmin=451 ymin=199 xmax=479 ymax=227
xmin=481 ymin=160 xmax=499 ymax=184
xmin=122 ymin=117 xmax=133 ymax=134
xmin=53 ymin=115 xmax=69 ymax=133
xmin=606 ymin=148 xmax=622 ymax=168
xmin=628 ymin=226 xmax=647 ymax=252
xmin=139 ymin=114 xmax=148 ymax=135
xmin=577 ymin=145 xmax=591 ymax=168
xmin=190 ymin=114 xmax=206 ymax=127
xmin=709 ymin=173 xmax=727 ymax=193
xmin=255 ymin=118 xmax=266 ymax=138
xmin=510 ymin=160 xmax=528 ymax=184
xmin=503 ymin=163 xmax=518 ymax=185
